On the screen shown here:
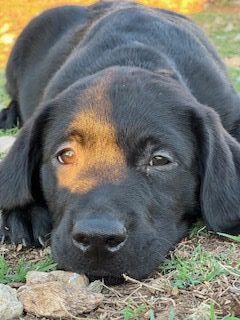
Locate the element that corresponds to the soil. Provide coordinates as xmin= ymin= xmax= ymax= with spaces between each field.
xmin=1 ymin=234 xmax=240 ymax=319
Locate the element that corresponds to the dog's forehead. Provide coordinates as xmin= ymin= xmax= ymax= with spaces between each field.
xmin=50 ymin=67 xmax=189 ymax=130
xmin=54 ymin=81 xmax=128 ymax=193
xmin=69 ymin=78 xmax=114 ymax=136
xmin=44 ymin=68 xmax=196 ymax=166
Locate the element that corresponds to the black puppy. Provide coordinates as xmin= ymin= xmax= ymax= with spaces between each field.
xmin=0 ymin=1 xmax=240 ymax=284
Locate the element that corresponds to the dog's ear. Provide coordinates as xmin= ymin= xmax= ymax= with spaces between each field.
xmin=0 ymin=108 xmax=49 ymax=210
xmin=193 ymin=106 xmax=240 ymax=234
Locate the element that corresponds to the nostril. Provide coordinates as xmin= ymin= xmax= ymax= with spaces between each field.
xmin=72 ymin=219 xmax=127 ymax=253
xmin=72 ymin=233 xmax=91 ymax=251
xmin=106 ymin=234 xmax=126 ymax=252
xmin=74 ymin=234 xmax=90 ymax=246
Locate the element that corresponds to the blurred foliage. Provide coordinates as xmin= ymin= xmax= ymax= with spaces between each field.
xmin=0 ymin=0 xmax=211 ymax=68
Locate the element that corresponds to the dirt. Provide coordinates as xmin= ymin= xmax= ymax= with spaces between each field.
xmin=0 ymin=245 xmax=51 ymax=272
xmin=1 ymin=234 xmax=240 ymax=319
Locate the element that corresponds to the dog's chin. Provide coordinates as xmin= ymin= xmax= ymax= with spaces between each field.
xmin=87 ymin=274 xmax=124 ymax=285
xmin=57 ymin=263 xmax=125 ymax=285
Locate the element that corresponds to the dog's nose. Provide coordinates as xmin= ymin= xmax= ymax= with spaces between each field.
xmin=72 ymin=218 xmax=127 ymax=253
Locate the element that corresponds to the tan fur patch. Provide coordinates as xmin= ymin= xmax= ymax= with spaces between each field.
xmin=56 ymin=79 xmax=126 ymax=193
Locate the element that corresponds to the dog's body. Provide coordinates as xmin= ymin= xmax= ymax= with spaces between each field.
xmin=0 ymin=1 xmax=240 ymax=283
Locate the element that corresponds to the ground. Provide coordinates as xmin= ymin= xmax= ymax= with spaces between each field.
xmin=0 ymin=2 xmax=240 ymax=319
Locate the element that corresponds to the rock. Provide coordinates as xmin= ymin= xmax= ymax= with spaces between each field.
xmin=18 ymin=271 xmax=104 ymax=318
xmin=0 ymin=284 xmax=23 ymax=320
xmin=26 ymin=270 xmax=89 ymax=287
xmin=88 ymin=279 xmax=104 ymax=293
xmin=0 ymin=136 xmax=16 ymax=153
xmin=18 ymin=282 xmax=103 ymax=318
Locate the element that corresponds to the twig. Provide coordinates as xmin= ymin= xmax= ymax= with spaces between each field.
xmin=218 ymin=262 xmax=240 ymax=277
xmin=101 ymin=283 xmax=123 ymax=298
xmin=122 ymin=274 xmax=175 ymax=306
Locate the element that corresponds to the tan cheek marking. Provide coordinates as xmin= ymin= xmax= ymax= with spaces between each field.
xmin=56 ymin=83 xmax=126 ymax=193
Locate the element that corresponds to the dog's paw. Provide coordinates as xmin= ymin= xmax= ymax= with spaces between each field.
xmin=0 ymin=205 xmax=52 ymax=247
xmin=0 ymin=101 xmax=19 ymax=129
xmin=30 ymin=205 xmax=52 ymax=246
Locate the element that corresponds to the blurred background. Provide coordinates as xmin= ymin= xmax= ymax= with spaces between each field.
xmin=0 ymin=0 xmax=239 ymax=98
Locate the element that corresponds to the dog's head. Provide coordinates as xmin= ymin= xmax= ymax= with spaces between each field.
xmin=1 ymin=67 xmax=240 ymax=283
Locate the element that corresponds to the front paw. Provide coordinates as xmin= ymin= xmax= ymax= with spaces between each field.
xmin=0 ymin=205 xmax=52 ymax=247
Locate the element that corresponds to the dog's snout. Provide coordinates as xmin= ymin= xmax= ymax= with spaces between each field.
xmin=72 ymin=217 xmax=127 ymax=253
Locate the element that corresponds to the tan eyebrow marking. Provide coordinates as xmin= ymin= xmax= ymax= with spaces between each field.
xmin=56 ymin=77 xmax=127 ymax=193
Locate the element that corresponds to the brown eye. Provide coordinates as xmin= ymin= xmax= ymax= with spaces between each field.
xmin=57 ymin=149 xmax=76 ymax=165
xmin=149 ymin=155 xmax=171 ymax=166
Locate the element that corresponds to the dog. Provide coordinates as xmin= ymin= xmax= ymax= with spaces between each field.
xmin=0 ymin=1 xmax=240 ymax=284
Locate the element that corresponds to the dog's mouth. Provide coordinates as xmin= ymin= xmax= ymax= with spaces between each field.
xmin=85 ymin=267 xmax=125 ymax=285
xmin=87 ymin=273 xmax=124 ymax=285
xmin=58 ymin=262 xmax=125 ymax=285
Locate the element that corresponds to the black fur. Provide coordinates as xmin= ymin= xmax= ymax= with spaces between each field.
xmin=0 ymin=101 xmax=19 ymax=129
xmin=0 ymin=1 xmax=240 ymax=283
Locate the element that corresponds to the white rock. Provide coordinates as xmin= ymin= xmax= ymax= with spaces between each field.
xmin=0 ymin=136 xmax=16 ymax=153
xmin=0 ymin=284 xmax=23 ymax=320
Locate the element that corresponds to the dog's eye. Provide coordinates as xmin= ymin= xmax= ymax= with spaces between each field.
xmin=57 ymin=149 xmax=76 ymax=165
xmin=149 ymin=155 xmax=171 ymax=166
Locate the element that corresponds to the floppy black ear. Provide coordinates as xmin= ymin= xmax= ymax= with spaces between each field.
xmin=0 ymin=109 xmax=48 ymax=210
xmin=193 ymin=106 xmax=240 ymax=234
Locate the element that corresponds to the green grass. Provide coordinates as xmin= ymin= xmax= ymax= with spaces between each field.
xmin=0 ymin=152 xmax=6 ymax=160
xmin=0 ymin=70 xmax=19 ymax=137
xmin=0 ymin=127 xmax=19 ymax=137
xmin=229 ymin=67 xmax=240 ymax=92
xmin=189 ymin=221 xmax=208 ymax=237
xmin=0 ymin=70 xmax=9 ymax=108
xmin=217 ymin=232 xmax=240 ymax=242
xmin=210 ymin=304 xmax=240 ymax=320
xmin=122 ymin=302 xmax=240 ymax=320
xmin=122 ymin=302 xmax=147 ymax=320
xmin=161 ymin=243 xmax=239 ymax=289
xmin=167 ymin=303 xmax=240 ymax=320
xmin=192 ymin=11 xmax=240 ymax=58
xmin=192 ymin=11 xmax=240 ymax=93
xmin=168 ymin=309 xmax=175 ymax=320
xmin=210 ymin=28 xmax=240 ymax=58
xmin=0 ymin=255 xmax=56 ymax=284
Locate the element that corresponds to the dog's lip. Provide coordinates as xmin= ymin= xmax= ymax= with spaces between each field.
xmin=80 ymin=267 xmax=125 ymax=284
xmin=86 ymin=267 xmax=122 ymax=277
xmin=87 ymin=273 xmax=124 ymax=285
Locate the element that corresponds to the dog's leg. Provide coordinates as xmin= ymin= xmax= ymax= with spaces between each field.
xmin=0 ymin=204 xmax=52 ymax=247
xmin=0 ymin=100 xmax=21 ymax=129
